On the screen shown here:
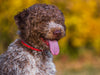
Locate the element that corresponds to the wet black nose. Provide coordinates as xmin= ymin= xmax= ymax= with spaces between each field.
xmin=53 ymin=30 xmax=61 ymax=36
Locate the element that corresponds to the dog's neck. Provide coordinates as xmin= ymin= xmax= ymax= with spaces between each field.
xmin=22 ymin=37 xmax=49 ymax=51
xmin=20 ymin=39 xmax=52 ymax=60
xmin=11 ymin=39 xmax=53 ymax=63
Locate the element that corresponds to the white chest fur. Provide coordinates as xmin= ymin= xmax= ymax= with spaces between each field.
xmin=26 ymin=51 xmax=56 ymax=75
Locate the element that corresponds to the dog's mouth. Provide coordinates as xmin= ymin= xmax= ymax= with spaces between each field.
xmin=41 ymin=38 xmax=59 ymax=55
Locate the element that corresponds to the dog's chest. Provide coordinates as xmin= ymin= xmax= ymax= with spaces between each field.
xmin=26 ymin=52 xmax=56 ymax=75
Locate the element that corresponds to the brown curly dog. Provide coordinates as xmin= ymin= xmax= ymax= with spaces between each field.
xmin=0 ymin=4 xmax=66 ymax=75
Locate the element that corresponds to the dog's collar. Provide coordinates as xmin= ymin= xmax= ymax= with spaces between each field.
xmin=21 ymin=39 xmax=49 ymax=51
xmin=21 ymin=40 xmax=42 ymax=51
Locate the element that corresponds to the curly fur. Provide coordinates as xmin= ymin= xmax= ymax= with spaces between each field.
xmin=0 ymin=4 xmax=66 ymax=75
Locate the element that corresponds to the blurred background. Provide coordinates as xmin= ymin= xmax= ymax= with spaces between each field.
xmin=0 ymin=0 xmax=100 ymax=75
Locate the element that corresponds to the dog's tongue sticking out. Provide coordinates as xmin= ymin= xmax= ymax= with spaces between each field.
xmin=49 ymin=40 xmax=59 ymax=55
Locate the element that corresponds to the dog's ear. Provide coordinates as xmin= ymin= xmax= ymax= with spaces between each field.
xmin=14 ymin=9 xmax=29 ymax=26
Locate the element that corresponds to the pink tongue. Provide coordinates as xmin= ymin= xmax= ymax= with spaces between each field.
xmin=49 ymin=40 xmax=59 ymax=55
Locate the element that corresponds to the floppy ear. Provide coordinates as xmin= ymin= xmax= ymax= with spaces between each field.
xmin=14 ymin=9 xmax=29 ymax=26
xmin=14 ymin=9 xmax=30 ymax=39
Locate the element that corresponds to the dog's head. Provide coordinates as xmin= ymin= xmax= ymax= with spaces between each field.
xmin=14 ymin=4 xmax=66 ymax=55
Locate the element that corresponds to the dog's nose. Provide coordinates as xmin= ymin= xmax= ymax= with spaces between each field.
xmin=53 ymin=30 xmax=61 ymax=36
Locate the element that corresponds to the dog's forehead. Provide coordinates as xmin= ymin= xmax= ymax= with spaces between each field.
xmin=48 ymin=21 xmax=64 ymax=29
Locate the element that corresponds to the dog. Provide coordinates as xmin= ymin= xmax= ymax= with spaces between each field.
xmin=0 ymin=4 xmax=66 ymax=75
